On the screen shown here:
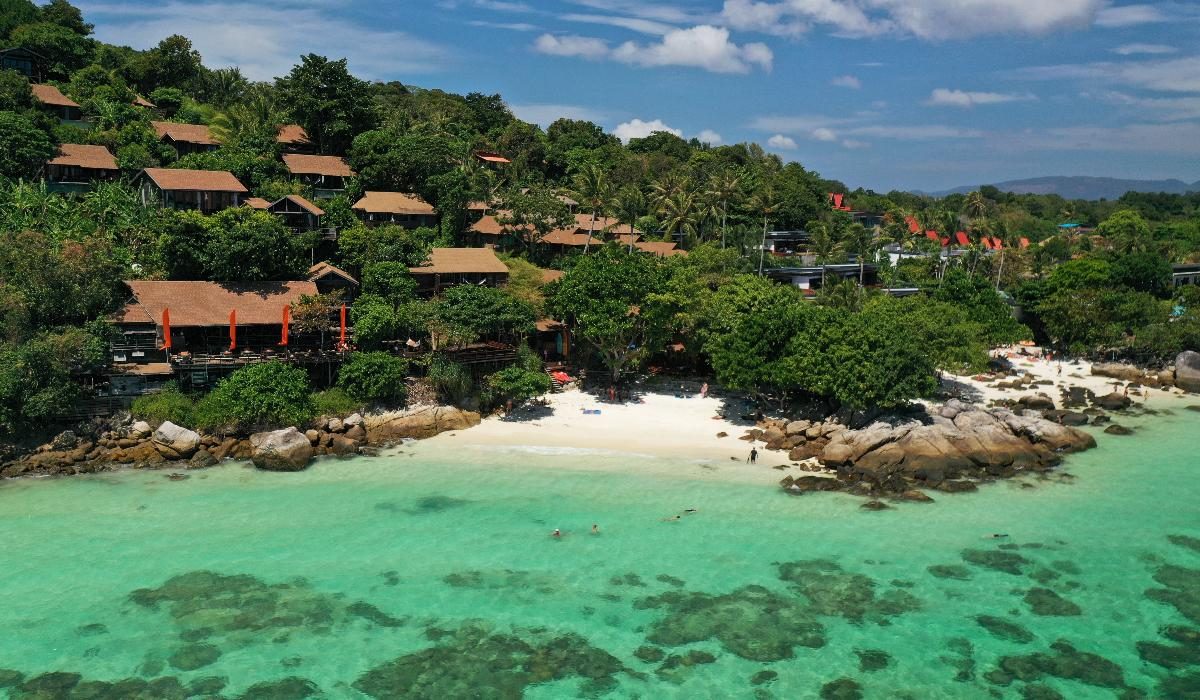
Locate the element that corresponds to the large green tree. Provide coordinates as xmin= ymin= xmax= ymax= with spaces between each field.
xmin=277 ymin=55 xmax=376 ymax=155
xmin=0 ymin=111 xmax=55 ymax=180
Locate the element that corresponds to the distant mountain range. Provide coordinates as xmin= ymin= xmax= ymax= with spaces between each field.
xmin=923 ymin=176 xmax=1200 ymax=201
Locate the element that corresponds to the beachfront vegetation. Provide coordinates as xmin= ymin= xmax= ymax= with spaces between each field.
xmin=0 ymin=0 xmax=1197 ymax=437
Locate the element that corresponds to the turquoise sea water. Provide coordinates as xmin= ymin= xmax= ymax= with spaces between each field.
xmin=2 ymin=409 xmax=1200 ymax=699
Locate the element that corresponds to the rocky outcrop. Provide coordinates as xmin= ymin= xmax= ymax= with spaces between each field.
xmin=249 ymin=428 xmax=313 ymax=471
xmin=365 ymin=406 xmax=481 ymax=443
xmin=1177 ymin=351 xmax=1200 ymax=393
xmin=778 ymin=402 xmax=1095 ymax=498
xmin=151 ymin=422 xmax=201 ymax=459
xmin=1091 ymin=362 xmax=1148 ymax=383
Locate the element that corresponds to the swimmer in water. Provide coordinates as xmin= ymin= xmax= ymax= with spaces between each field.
xmin=662 ymin=515 xmax=681 ymax=522
xmin=591 ymin=524 xmax=599 ymax=534
xmin=683 ymin=508 xmax=698 ymax=514
xmin=986 ymin=533 xmax=1009 ymax=539
xmin=552 ymin=528 xmax=562 ymax=538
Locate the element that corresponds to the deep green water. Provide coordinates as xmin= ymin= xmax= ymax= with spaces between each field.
xmin=2 ymin=409 xmax=1200 ymax=699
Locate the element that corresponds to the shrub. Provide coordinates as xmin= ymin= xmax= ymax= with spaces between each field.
xmin=192 ymin=362 xmax=314 ymax=432
xmin=427 ymin=357 xmax=472 ymax=406
xmin=484 ymin=366 xmax=551 ymax=408
xmin=311 ymin=388 xmax=363 ymax=417
xmin=337 ymin=352 xmax=409 ymax=405
xmin=130 ymin=383 xmax=195 ymax=426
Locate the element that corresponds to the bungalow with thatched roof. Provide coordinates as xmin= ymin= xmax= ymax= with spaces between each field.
xmin=32 ymin=83 xmax=82 ymax=123
xmin=282 ymin=154 xmax=354 ymax=198
xmin=308 ymin=261 xmax=358 ymax=298
xmin=44 ymin=144 xmax=118 ymax=192
xmin=137 ymin=168 xmax=247 ymax=214
xmin=269 ymin=194 xmax=325 ymax=232
xmin=352 ymin=191 xmax=437 ymax=229
xmin=152 ymin=121 xmax=219 ymax=155
xmin=277 ymin=124 xmax=315 ymax=153
xmin=408 ymin=247 xmax=509 ymax=296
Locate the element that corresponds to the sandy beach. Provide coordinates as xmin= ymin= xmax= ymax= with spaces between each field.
xmin=418 ymin=387 xmax=800 ymax=485
xmin=942 ymin=344 xmax=1192 ymax=409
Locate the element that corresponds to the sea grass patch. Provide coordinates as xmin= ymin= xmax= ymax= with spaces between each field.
xmin=1146 ymin=564 xmax=1200 ymax=624
xmin=928 ymin=564 xmax=972 ymax=580
xmin=1023 ymin=588 xmax=1082 ymax=617
xmin=820 ymin=677 xmax=863 ymax=700
xmin=353 ymin=623 xmax=629 ymax=699
xmin=634 ymin=584 xmax=825 ymax=661
xmin=777 ymin=559 xmax=920 ymax=623
xmin=961 ymin=549 xmax=1032 ymax=576
xmin=238 ymin=676 xmax=321 ymax=699
xmin=856 ymin=648 xmax=891 ymax=671
xmin=1168 ymin=535 xmax=1200 ymax=554
xmin=975 ymin=615 xmax=1035 ymax=644
xmin=984 ymin=640 xmax=1130 ymax=691
xmin=939 ymin=637 xmax=976 ymax=683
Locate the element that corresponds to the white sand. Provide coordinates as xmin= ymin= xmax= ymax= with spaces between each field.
xmin=420 ymin=388 xmax=797 ymax=485
xmin=941 ymin=344 xmax=1191 ymax=409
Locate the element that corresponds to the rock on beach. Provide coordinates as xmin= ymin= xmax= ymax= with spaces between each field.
xmin=249 ymin=428 xmax=314 ymax=471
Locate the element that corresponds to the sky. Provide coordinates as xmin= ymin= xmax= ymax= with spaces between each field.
xmin=77 ymin=0 xmax=1200 ymax=192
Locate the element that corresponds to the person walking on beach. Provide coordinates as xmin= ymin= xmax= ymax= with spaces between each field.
xmin=700 ymin=383 xmax=709 ymax=398
xmin=748 ymin=448 xmax=758 ymax=464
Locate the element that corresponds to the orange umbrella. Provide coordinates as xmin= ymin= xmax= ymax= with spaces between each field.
xmin=229 ymin=309 xmax=237 ymax=351
xmin=339 ymin=304 xmax=347 ymax=348
xmin=279 ymin=305 xmax=290 ymax=346
xmin=160 ymin=308 xmax=172 ymax=350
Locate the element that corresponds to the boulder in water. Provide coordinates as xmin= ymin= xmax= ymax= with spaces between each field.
xmin=249 ymin=427 xmax=313 ymax=471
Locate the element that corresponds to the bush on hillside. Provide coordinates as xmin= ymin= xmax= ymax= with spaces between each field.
xmin=192 ymin=362 xmax=314 ymax=433
xmin=311 ymin=387 xmax=363 ymax=417
xmin=337 ymin=352 xmax=409 ymax=405
xmin=484 ymin=366 xmax=551 ymax=408
xmin=130 ymin=383 xmax=194 ymax=426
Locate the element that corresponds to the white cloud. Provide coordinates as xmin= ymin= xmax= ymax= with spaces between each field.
xmin=927 ymin=88 xmax=1036 ymax=107
xmin=611 ymin=25 xmax=773 ymax=73
xmin=1088 ymin=91 xmax=1200 ymax=123
xmin=767 ymin=134 xmax=799 ymax=149
xmin=1014 ymin=56 xmax=1200 ymax=94
xmin=510 ymin=103 xmax=607 ymax=126
xmin=999 ymin=122 xmax=1200 ymax=154
xmin=613 ymin=118 xmax=682 ymax=142
xmin=831 ymin=74 xmax=861 ymax=89
xmin=847 ymin=124 xmax=984 ymax=139
xmin=82 ymin=1 xmax=448 ymax=80
xmin=1094 ymin=3 xmax=1166 ymax=27
xmin=750 ymin=113 xmax=852 ymax=133
xmin=696 ymin=129 xmax=724 ymax=145
xmin=722 ymin=0 xmax=1104 ymax=40
xmin=1112 ymin=43 xmax=1177 ymax=56
xmin=841 ymin=139 xmax=870 ymax=149
xmin=470 ymin=20 xmax=540 ymax=31
xmin=533 ymin=33 xmax=610 ymax=59
xmin=560 ymin=13 xmax=675 ymax=35
xmin=811 ymin=127 xmax=838 ymax=141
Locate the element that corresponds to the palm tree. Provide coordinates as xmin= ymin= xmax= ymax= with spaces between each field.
xmin=205 ymin=67 xmax=249 ymax=108
xmin=747 ymin=185 xmax=779 ymax=275
xmin=809 ymin=222 xmax=844 ymax=287
xmin=992 ymin=218 xmax=1016 ymax=289
xmin=963 ymin=190 xmax=989 ymax=222
xmin=615 ymin=185 xmax=645 ymax=253
xmin=706 ymin=170 xmax=742 ymax=249
xmin=659 ymin=190 xmax=700 ymax=247
xmin=843 ymin=222 xmax=875 ymax=285
xmin=568 ymin=164 xmax=613 ymax=254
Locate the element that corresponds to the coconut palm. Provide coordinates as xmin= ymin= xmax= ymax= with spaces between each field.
xmin=205 ymin=67 xmax=249 ymax=108
xmin=809 ymin=221 xmax=844 ymax=287
xmin=659 ymin=190 xmax=700 ymax=248
xmin=706 ymin=170 xmax=743 ymax=249
xmin=842 ymin=222 xmax=876 ymax=285
xmin=747 ymin=185 xmax=780 ymax=274
xmin=963 ymin=190 xmax=990 ymax=222
xmin=568 ymin=163 xmax=613 ymax=254
xmin=614 ymin=185 xmax=646 ymax=253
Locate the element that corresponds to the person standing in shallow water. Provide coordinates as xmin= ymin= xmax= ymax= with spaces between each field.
xmin=749 ymin=448 xmax=758 ymax=464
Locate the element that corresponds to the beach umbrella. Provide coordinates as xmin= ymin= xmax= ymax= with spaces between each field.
xmin=279 ymin=306 xmax=290 ymax=346
xmin=229 ymin=310 xmax=237 ymax=351
xmin=339 ymin=304 xmax=347 ymax=348
xmin=160 ymin=309 xmax=172 ymax=351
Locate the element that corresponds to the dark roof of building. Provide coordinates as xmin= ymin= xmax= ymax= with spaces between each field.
xmin=282 ymin=154 xmax=354 ymax=178
xmin=353 ymin=191 xmax=435 ymax=215
xmin=151 ymin=121 xmax=219 ymax=146
xmin=48 ymin=144 xmax=118 ymax=170
xmin=270 ymin=194 xmax=324 ymax=216
xmin=409 ymin=248 xmax=509 ymax=275
xmin=140 ymin=168 xmax=248 ymax=193
xmin=120 ymin=280 xmax=319 ymax=327
xmin=32 ymin=83 xmax=78 ymax=108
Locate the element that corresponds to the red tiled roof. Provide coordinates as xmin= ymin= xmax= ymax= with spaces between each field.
xmin=409 ymin=248 xmax=510 ymax=275
xmin=352 ymin=191 xmax=435 ymax=215
xmin=151 ymin=121 xmax=219 ymax=146
xmin=48 ymin=144 xmax=117 ymax=170
xmin=282 ymin=154 xmax=354 ymax=178
xmin=120 ymin=280 xmax=318 ymax=327
xmin=277 ymin=124 xmax=311 ymax=145
xmin=141 ymin=168 xmax=248 ymax=193
xmin=32 ymin=83 xmax=78 ymax=108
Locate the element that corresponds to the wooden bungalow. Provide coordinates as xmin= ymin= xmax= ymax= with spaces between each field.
xmin=352 ymin=191 xmax=437 ymax=229
xmin=244 ymin=197 xmax=271 ymax=210
xmin=44 ymin=144 xmax=118 ymax=193
xmin=137 ymin=168 xmax=247 ymax=214
xmin=32 ymin=83 xmax=83 ymax=124
xmin=151 ymin=121 xmax=219 ymax=155
xmin=116 ymin=280 xmax=321 ymax=356
xmin=276 ymin=124 xmax=315 ymax=154
xmin=409 ymin=248 xmax=509 ymax=297
xmin=0 ymin=47 xmax=43 ymax=79
xmin=308 ymin=261 xmax=359 ymax=298
xmin=281 ymin=154 xmax=353 ymax=198
xmin=132 ymin=94 xmax=156 ymax=109
xmin=268 ymin=194 xmax=325 ymax=232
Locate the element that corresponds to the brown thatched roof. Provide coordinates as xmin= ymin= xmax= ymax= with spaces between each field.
xmin=120 ymin=280 xmax=318 ymax=327
xmin=409 ymin=248 xmax=509 ymax=275
xmin=140 ymin=168 xmax=248 ymax=193
xmin=48 ymin=144 xmax=117 ymax=170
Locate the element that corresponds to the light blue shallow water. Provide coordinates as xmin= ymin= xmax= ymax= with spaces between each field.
xmin=1 ymin=408 xmax=1199 ymax=699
